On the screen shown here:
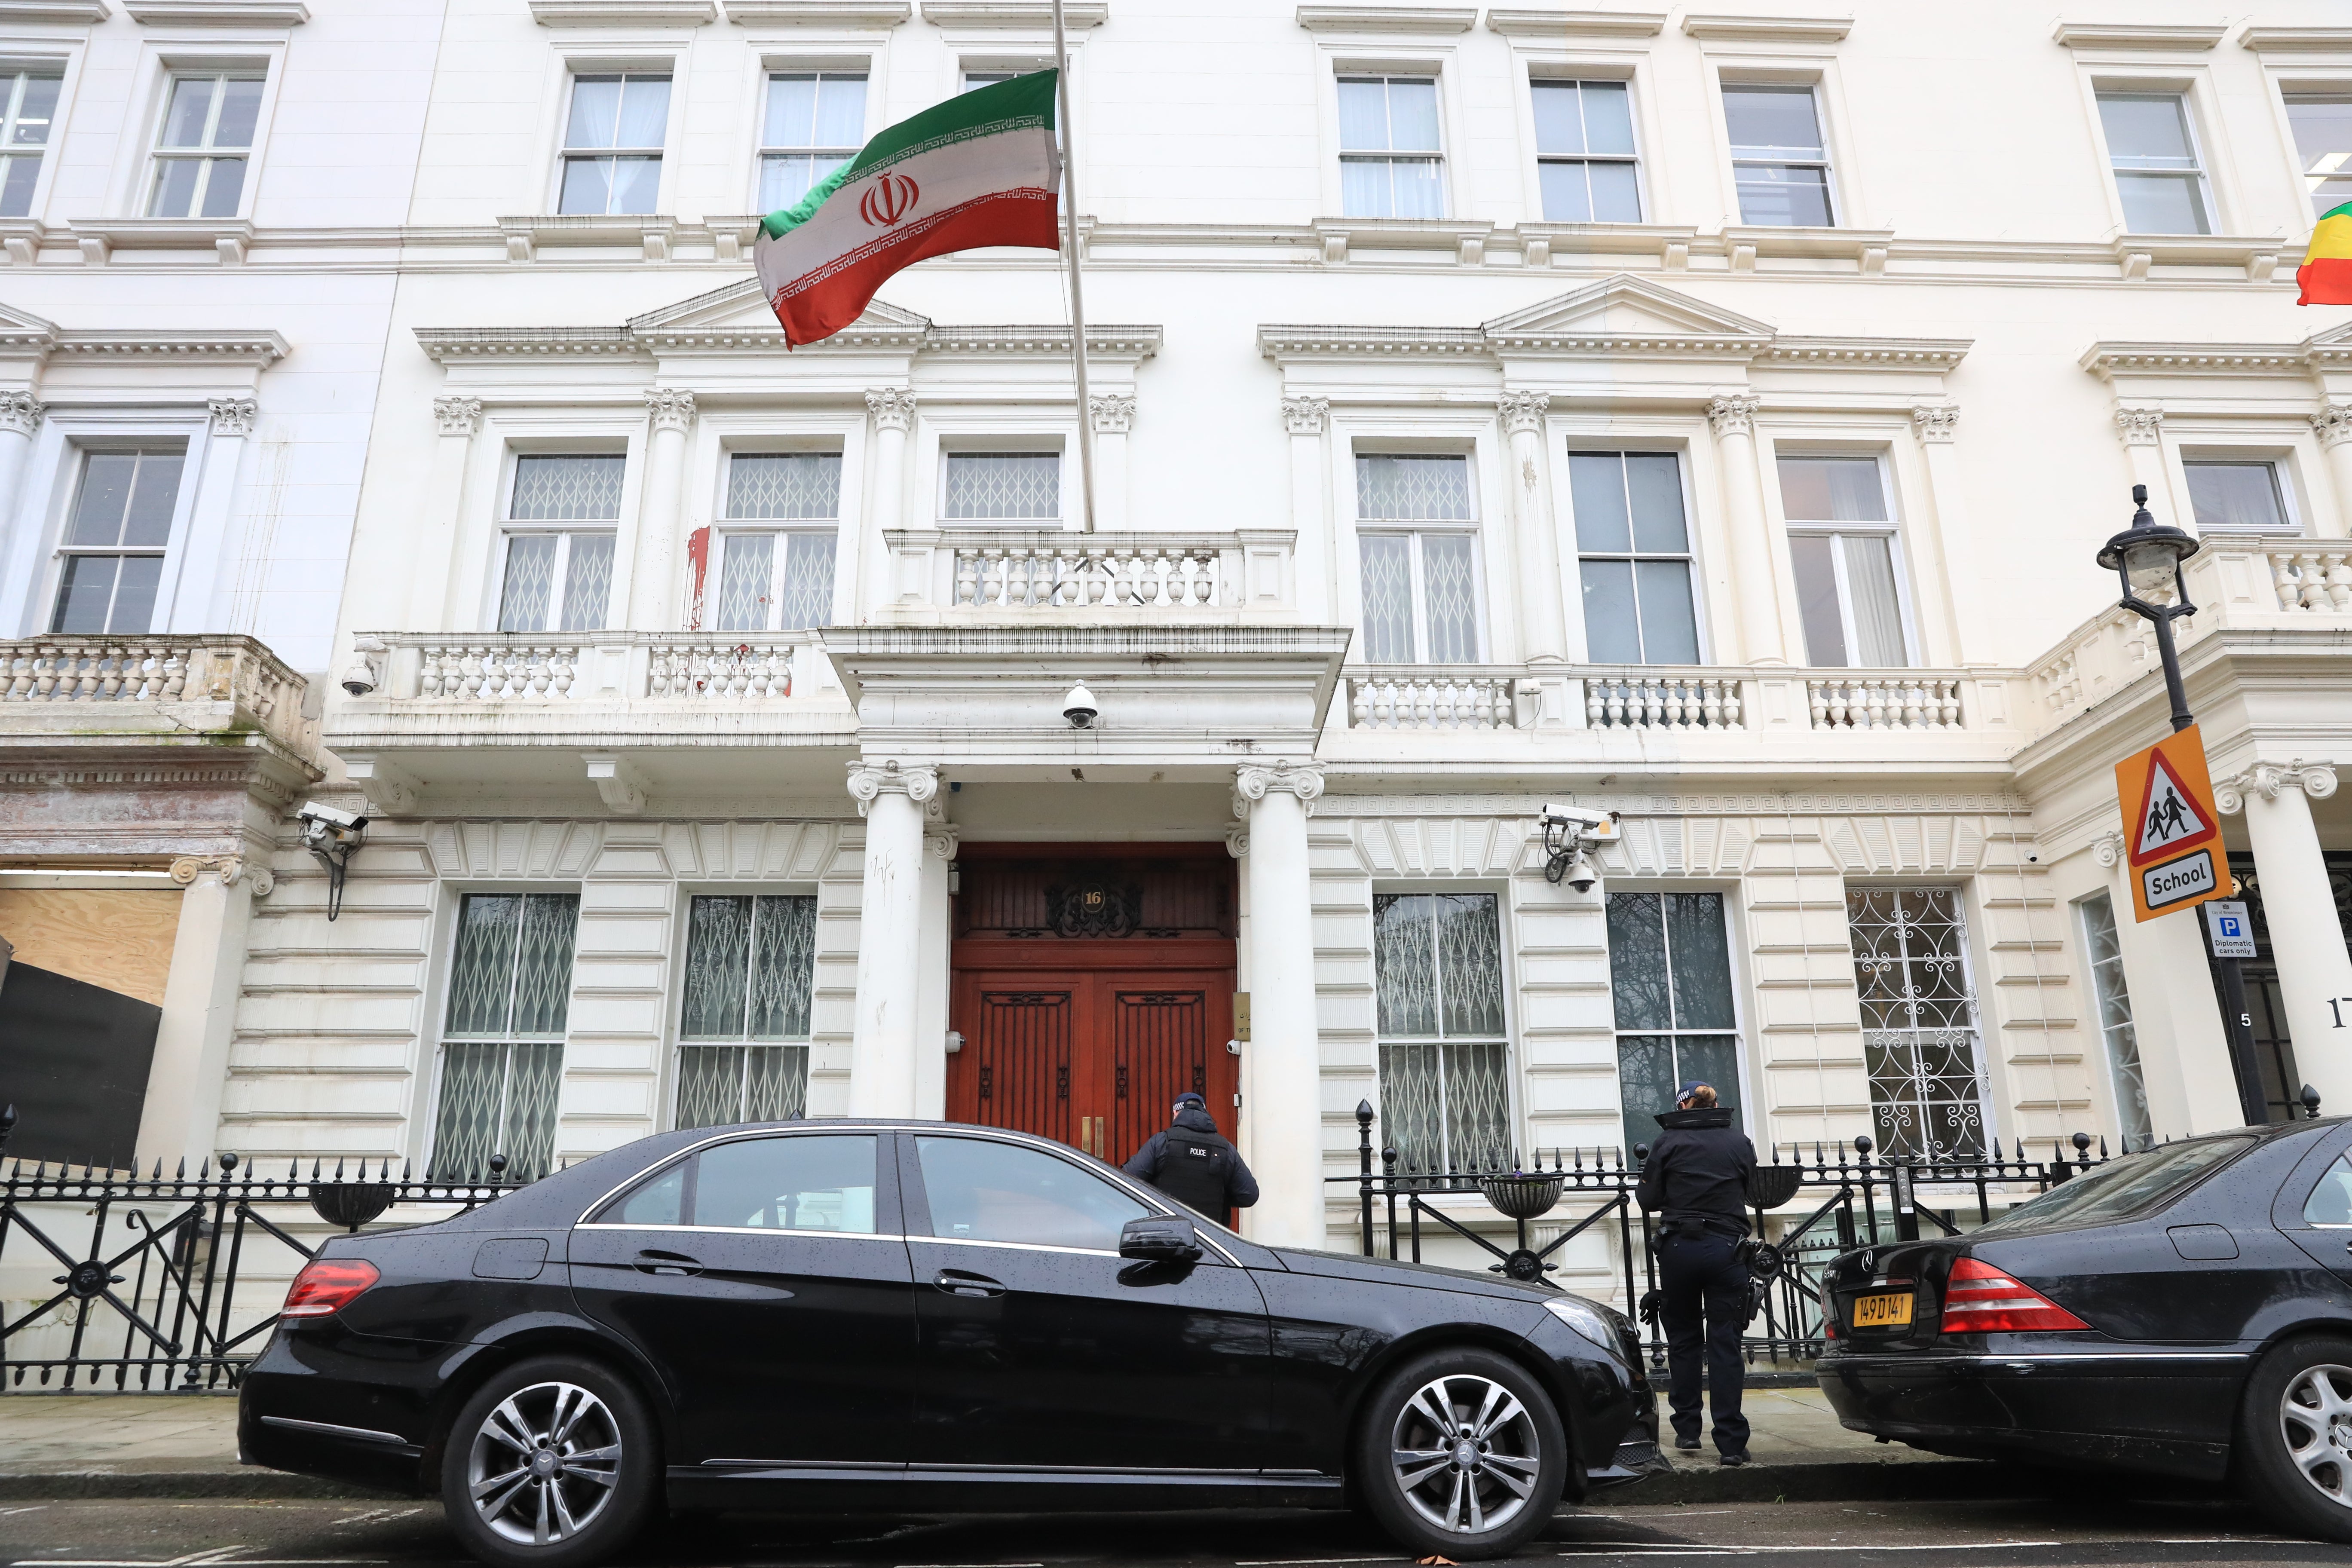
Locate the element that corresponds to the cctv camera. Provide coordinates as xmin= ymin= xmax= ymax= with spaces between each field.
xmin=1062 ymin=682 xmax=1098 ymax=729
xmin=299 ymin=800 xmax=365 ymax=832
xmin=339 ymin=663 xmax=377 ymax=698
xmin=1565 ymin=851 xmax=1599 ymax=894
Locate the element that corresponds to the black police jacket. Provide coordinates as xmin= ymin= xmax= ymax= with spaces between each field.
xmin=1634 ymin=1107 xmax=1758 ymax=1234
xmin=1124 ymin=1107 xmax=1260 ymax=1216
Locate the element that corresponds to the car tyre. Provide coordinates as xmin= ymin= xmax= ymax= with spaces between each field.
xmin=1351 ymin=1347 xmax=1568 ymax=1560
xmin=440 ymin=1354 xmax=659 ymax=1568
xmin=2238 ymin=1335 xmax=2352 ymax=1544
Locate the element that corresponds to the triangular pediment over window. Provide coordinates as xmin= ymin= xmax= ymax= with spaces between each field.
xmin=1481 ymin=274 xmax=1777 ymax=345
xmin=628 ymin=279 xmax=932 ymax=336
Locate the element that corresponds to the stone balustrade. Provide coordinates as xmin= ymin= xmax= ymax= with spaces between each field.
xmin=1584 ymin=669 xmax=1746 ymax=730
xmin=883 ymin=529 xmax=1297 ymax=619
xmin=1807 ymin=675 xmax=1964 ymax=730
xmin=352 ymin=633 xmax=812 ymax=704
xmin=0 ymin=634 xmax=310 ymax=753
xmin=1347 ymin=668 xmax=1525 ymax=729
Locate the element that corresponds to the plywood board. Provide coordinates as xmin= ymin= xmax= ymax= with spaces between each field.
xmin=0 ymin=889 xmax=182 ymax=1007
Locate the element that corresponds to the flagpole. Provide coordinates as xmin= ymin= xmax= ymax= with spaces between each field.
xmin=1051 ymin=0 xmax=1099 ymax=534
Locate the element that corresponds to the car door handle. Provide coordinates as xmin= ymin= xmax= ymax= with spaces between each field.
xmin=932 ymin=1268 xmax=1005 ymax=1298
xmin=633 ymin=1249 xmax=704 ymax=1277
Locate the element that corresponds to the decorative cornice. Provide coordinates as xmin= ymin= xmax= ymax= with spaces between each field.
xmin=1706 ymin=395 xmax=1759 ymax=438
xmin=1759 ymin=337 xmax=1971 ymax=371
xmin=1295 ymin=4 xmax=1476 ymax=32
xmin=2082 ymin=341 xmax=2313 ymax=378
xmin=2215 ymin=761 xmax=2339 ymax=814
xmin=0 ymin=390 xmax=43 ymax=438
xmin=0 ymin=1 xmax=110 ymax=20
xmin=2053 ymin=21 xmax=2225 ymax=50
xmin=867 ymin=387 xmax=916 ymax=432
xmin=434 ymin=395 xmax=484 ymax=438
xmin=2315 ymin=404 xmax=2352 ymax=451
xmin=171 ymin=854 xmax=273 ymax=895
xmin=46 ymin=330 xmax=286 ymax=367
xmin=1680 ymin=12 xmax=1851 ymax=42
xmin=646 ymin=388 xmax=697 ymax=433
xmin=122 ymin=0 xmax=309 ymax=21
xmin=420 ymin=318 xmax=1159 ymax=364
xmin=1088 ymin=392 xmax=1134 ymax=435
xmin=2113 ymin=406 xmax=2164 ymax=447
xmin=1233 ymin=759 xmax=1326 ymax=819
xmin=723 ymin=0 xmax=911 ymax=21
xmin=1281 ymin=395 xmax=1329 ymax=436
xmin=208 ymin=397 xmax=256 ymax=437
xmin=917 ymin=0 xmax=1104 ymax=25
xmin=1488 ymin=8 xmax=1662 ymax=37
xmin=2239 ymin=27 xmax=2352 ymax=52
xmin=1911 ymin=404 xmax=1959 ymax=445
xmin=846 ymin=759 xmax=940 ymax=817
xmin=1498 ymin=390 xmax=1550 ymax=436
xmin=528 ymin=0 xmax=714 ymax=23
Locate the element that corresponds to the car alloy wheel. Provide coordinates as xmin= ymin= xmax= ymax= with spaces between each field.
xmin=2281 ymin=1363 xmax=2352 ymax=1507
xmin=467 ymin=1381 xmax=625 ymax=1547
xmin=1387 ymin=1372 xmax=1544 ymax=1535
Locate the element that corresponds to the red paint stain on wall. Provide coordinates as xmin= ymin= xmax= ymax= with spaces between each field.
xmin=685 ymin=526 xmax=711 ymax=630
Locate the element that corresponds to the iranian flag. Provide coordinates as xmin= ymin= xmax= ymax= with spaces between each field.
xmin=755 ymin=70 xmax=1062 ymax=346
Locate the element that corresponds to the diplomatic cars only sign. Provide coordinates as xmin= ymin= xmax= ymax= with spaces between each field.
xmin=2116 ymin=724 xmax=2226 ymax=923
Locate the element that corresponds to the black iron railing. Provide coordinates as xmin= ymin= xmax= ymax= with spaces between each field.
xmin=0 ymin=1112 xmax=527 ymax=1392
xmin=1327 ymin=1101 xmax=2137 ymax=1368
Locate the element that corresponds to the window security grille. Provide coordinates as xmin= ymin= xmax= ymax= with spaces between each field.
xmin=1375 ymin=891 xmax=1511 ymax=1174
xmin=944 ymin=452 xmax=1059 ymax=521
xmin=499 ymin=455 xmax=622 ymax=634
xmin=716 ymin=453 xmax=840 ymax=631
xmin=676 ymin=894 xmax=818 ymax=1130
xmin=1847 ymin=887 xmax=1988 ymax=1161
xmin=1357 ymin=454 xmax=1481 ymax=664
xmin=431 ymin=893 xmax=578 ymax=1181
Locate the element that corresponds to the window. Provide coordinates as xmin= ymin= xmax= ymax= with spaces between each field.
xmin=558 ymin=73 xmax=670 ymax=217
xmin=52 ymin=449 xmax=183 ymax=634
xmin=1375 ymin=892 xmax=1511 ymax=1175
xmin=914 ymin=1135 xmax=1150 ymax=1251
xmin=1607 ymin=893 xmax=1740 ymax=1155
xmin=676 ymin=894 xmax=818 ymax=1130
xmin=1532 ymin=79 xmax=1639 ymax=222
xmin=2096 ymin=91 xmax=2211 ymax=235
xmin=1780 ymin=456 xmax=1908 ymax=669
xmin=2184 ymin=460 xmax=2293 ymax=535
xmin=2286 ymin=95 xmax=2352 ymax=220
xmin=944 ymin=451 xmax=1058 ymax=521
xmin=592 ymin=1134 xmax=879 ymax=1232
xmin=2077 ymin=893 xmax=2153 ymax=1152
xmin=148 ymin=73 xmax=260 ymax=219
xmin=0 ymin=70 xmax=61 ymax=218
xmin=760 ymin=72 xmax=866 ymax=212
xmin=1721 ymin=84 xmax=1832 ymax=227
xmin=1847 ymin=887 xmax=1986 ymax=1161
xmin=499 ymin=455 xmax=620 ymax=633
xmin=1357 ymin=453 xmax=1481 ymax=664
xmin=961 ymin=69 xmax=1017 ymax=93
xmin=1571 ymin=452 xmax=1698 ymax=664
xmin=716 ymin=453 xmax=839 ymax=630
xmin=431 ymin=892 xmax=578 ymax=1181
xmin=1339 ymin=75 xmax=1443 ymax=219
xmin=2306 ymin=1152 xmax=2352 ymax=1227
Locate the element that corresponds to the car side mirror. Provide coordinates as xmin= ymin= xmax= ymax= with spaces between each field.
xmin=1120 ymin=1216 xmax=1203 ymax=1263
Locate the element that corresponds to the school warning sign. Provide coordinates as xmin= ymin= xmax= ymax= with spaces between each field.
xmin=2116 ymin=724 xmax=2226 ymax=923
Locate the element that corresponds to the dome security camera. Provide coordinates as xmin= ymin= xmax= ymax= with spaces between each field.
xmin=339 ymin=662 xmax=377 ymax=698
xmin=1062 ymin=682 xmax=1098 ymax=729
xmin=1565 ymin=851 xmax=1598 ymax=894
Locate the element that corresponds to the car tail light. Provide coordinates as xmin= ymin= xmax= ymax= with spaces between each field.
xmin=281 ymin=1258 xmax=379 ymax=1319
xmin=1939 ymin=1255 xmax=2087 ymax=1334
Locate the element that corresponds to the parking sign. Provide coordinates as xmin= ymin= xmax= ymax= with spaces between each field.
xmin=2205 ymin=900 xmax=2257 ymax=958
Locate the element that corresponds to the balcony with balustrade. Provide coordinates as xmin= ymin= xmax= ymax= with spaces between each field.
xmin=876 ymin=529 xmax=1299 ymax=623
xmin=0 ymin=633 xmax=315 ymax=764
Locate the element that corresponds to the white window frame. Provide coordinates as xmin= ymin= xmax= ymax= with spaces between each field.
xmin=1564 ymin=447 xmax=1706 ymax=665
xmin=2178 ymin=453 xmax=2304 ymax=538
xmin=539 ymin=50 xmax=683 ymax=217
xmin=1776 ymin=449 xmax=1919 ymax=670
xmin=554 ymin=69 xmax=674 ymax=217
xmin=2092 ymin=87 xmax=2217 ymax=237
xmin=101 ymin=45 xmax=283 ymax=222
xmin=669 ymin=888 xmax=821 ymax=1133
xmin=48 ymin=446 xmax=187 ymax=636
xmin=1717 ymin=79 xmax=1835 ymax=228
xmin=0 ymin=62 xmax=68 ymax=221
xmin=7 ymin=409 xmax=214 ymax=639
xmin=495 ymin=450 xmax=625 ymax=634
xmin=2263 ymin=66 xmax=2352 ymax=234
xmin=937 ymin=443 xmax=1066 ymax=525
xmin=712 ymin=449 xmax=844 ymax=632
xmin=753 ymin=65 xmax=870 ymax=215
xmin=1370 ymin=883 xmax=1520 ymax=1179
xmin=1354 ymin=449 xmax=1488 ymax=666
xmin=1700 ymin=52 xmax=1862 ymax=233
xmin=2072 ymin=64 xmax=2243 ymax=239
xmin=145 ymin=68 xmax=266 ymax=220
xmin=1312 ymin=43 xmax=1468 ymax=220
xmin=1602 ymin=886 xmax=1751 ymax=1152
xmin=1335 ymin=71 xmax=1449 ymax=221
xmin=1527 ymin=73 xmax=1645 ymax=224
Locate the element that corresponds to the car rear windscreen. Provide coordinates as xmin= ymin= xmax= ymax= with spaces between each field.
xmin=1973 ymin=1136 xmax=2256 ymax=1237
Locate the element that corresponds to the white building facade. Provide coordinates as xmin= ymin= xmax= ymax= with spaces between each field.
xmin=12 ymin=0 xmax=2352 ymax=1286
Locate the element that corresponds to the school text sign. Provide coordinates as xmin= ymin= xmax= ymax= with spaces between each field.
xmin=2116 ymin=724 xmax=2227 ymax=923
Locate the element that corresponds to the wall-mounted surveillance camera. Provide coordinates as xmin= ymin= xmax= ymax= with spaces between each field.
xmin=1062 ymin=682 xmax=1099 ymax=729
xmin=1565 ymin=851 xmax=1599 ymax=894
xmin=1537 ymin=803 xmax=1620 ymax=890
xmin=298 ymin=800 xmax=370 ymax=922
xmin=339 ymin=662 xmax=377 ymax=697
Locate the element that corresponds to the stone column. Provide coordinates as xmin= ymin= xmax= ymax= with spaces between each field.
xmin=137 ymin=854 xmax=271 ymax=1164
xmin=2113 ymin=408 xmax=2178 ymax=525
xmin=2092 ymin=832 xmax=2244 ymax=1136
xmin=0 ymin=389 xmax=43 ymax=554
xmin=846 ymin=759 xmax=939 ymax=1118
xmin=2315 ymin=404 xmax=2352 ymax=538
xmin=861 ymin=389 xmax=915 ymax=615
xmin=1283 ymin=396 xmax=1332 ymax=622
xmin=1233 ymin=759 xmax=1324 ymax=1247
xmin=1708 ymin=395 xmax=1788 ymax=665
xmin=1089 ymin=392 xmax=1133 ymax=532
xmin=2217 ymin=761 xmax=2352 ymax=1118
xmin=167 ymin=398 xmax=256 ymax=631
xmin=914 ymin=823 xmax=959 ymax=1121
xmin=409 ymin=396 xmax=482 ymax=630
xmin=1501 ymin=391 xmax=1565 ymax=664
xmin=625 ymin=389 xmax=695 ymax=629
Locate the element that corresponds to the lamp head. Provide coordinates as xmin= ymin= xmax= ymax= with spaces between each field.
xmin=2095 ymin=483 xmax=2201 ymax=605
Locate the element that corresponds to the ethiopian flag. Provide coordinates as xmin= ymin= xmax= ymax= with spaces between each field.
xmin=2299 ymin=200 xmax=2352 ymax=306
xmin=754 ymin=70 xmax=1062 ymax=346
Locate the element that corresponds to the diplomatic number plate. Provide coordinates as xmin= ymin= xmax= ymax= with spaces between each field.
xmin=1851 ymin=1291 xmax=1914 ymax=1329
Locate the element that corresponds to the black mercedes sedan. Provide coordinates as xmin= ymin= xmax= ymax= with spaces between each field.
xmin=240 ymin=1120 xmax=1660 ymax=1568
xmin=1818 ymin=1115 xmax=2352 ymax=1543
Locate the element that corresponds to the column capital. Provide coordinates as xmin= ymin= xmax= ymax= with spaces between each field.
xmin=925 ymin=824 xmax=962 ymax=859
xmin=1233 ymin=759 xmax=1325 ymax=819
xmin=1224 ymin=824 xmax=1250 ymax=859
xmin=2113 ymin=406 xmax=2164 ymax=447
xmin=433 ymin=395 xmax=484 ymax=437
xmin=1911 ymin=404 xmax=1960 ymax=444
xmin=2091 ymin=829 xmax=2125 ymax=867
xmin=1706 ymin=394 xmax=1760 ymax=438
xmin=1089 ymin=391 xmax=1135 ymax=434
xmin=2215 ymin=760 xmax=2339 ymax=814
xmin=1280 ymin=395 xmax=1329 ymax=436
xmin=2315 ymin=402 xmax=2352 ymax=451
xmin=646 ymin=387 xmax=697 ymax=433
xmin=208 ymin=397 xmax=257 ymax=437
xmin=866 ymin=386 xmax=916 ymax=432
xmin=848 ymin=759 xmax=940 ymax=817
xmin=1498 ymin=389 xmax=1550 ymax=437
xmin=171 ymin=854 xmax=273 ymax=896
xmin=0 ymin=388 xmax=45 ymax=437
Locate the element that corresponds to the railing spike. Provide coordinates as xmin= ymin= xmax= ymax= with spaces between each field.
xmin=2099 ymin=1136 xmax=2110 ymax=1158
xmin=402 ymin=1158 xmax=413 ymax=1180
xmin=333 ymin=1157 xmax=345 ymax=1181
xmin=175 ymin=1157 xmax=186 ymax=1179
xmin=198 ymin=1156 xmax=209 ymax=1178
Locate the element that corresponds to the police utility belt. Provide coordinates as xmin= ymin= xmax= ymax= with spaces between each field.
xmin=1651 ymin=1213 xmax=1747 ymax=1246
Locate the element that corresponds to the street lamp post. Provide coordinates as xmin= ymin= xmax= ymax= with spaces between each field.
xmin=2097 ymin=484 xmax=2269 ymax=1127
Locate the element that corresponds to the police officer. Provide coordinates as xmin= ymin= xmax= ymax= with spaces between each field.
xmin=1123 ymin=1092 xmax=1260 ymax=1224
xmin=1634 ymin=1081 xmax=1757 ymax=1467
